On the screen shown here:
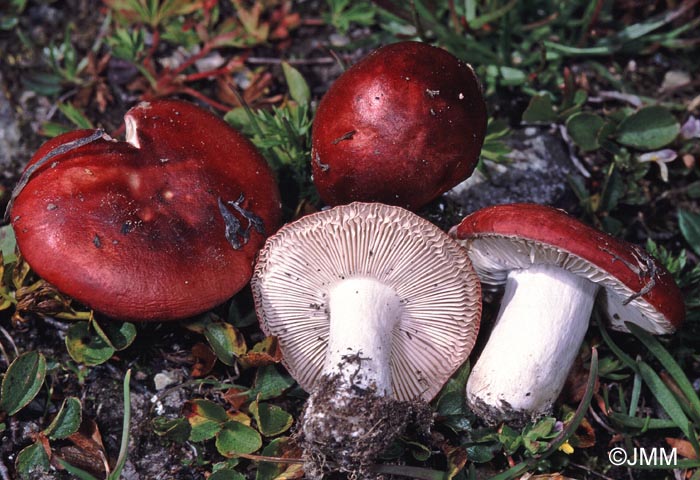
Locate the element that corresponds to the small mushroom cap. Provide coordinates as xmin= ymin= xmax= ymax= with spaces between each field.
xmin=449 ymin=203 xmax=684 ymax=334
xmin=251 ymin=202 xmax=482 ymax=401
xmin=11 ymin=99 xmax=281 ymax=321
xmin=311 ymin=41 xmax=487 ymax=210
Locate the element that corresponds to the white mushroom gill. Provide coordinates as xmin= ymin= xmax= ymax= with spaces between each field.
xmin=324 ymin=277 xmax=402 ymax=395
xmin=466 ymin=263 xmax=599 ymax=424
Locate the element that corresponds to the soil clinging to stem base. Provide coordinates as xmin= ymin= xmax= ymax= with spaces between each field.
xmin=298 ymin=355 xmax=433 ymax=479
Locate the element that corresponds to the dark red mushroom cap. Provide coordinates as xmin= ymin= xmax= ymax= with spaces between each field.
xmin=449 ymin=203 xmax=684 ymax=333
xmin=311 ymin=41 xmax=487 ymax=211
xmin=10 ymin=99 xmax=281 ymax=321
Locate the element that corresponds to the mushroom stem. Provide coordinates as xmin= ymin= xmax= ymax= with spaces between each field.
xmin=466 ymin=263 xmax=599 ymax=425
xmin=324 ymin=277 xmax=401 ymax=394
xmin=300 ymin=277 xmax=412 ymax=477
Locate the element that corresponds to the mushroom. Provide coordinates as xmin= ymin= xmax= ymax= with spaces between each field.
xmin=449 ymin=203 xmax=685 ymax=425
xmin=311 ymin=41 xmax=487 ymax=211
xmin=9 ymin=99 xmax=281 ymax=321
xmin=251 ymin=202 xmax=481 ymax=476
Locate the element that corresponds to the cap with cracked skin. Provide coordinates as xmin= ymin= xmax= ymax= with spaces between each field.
xmin=251 ymin=202 xmax=482 ymax=401
xmin=10 ymin=99 xmax=281 ymax=321
xmin=449 ymin=203 xmax=684 ymax=334
xmin=311 ymin=41 xmax=487 ymax=211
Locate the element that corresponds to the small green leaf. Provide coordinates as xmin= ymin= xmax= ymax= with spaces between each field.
xmin=152 ymin=416 xmax=191 ymax=443
xmin=204 ymin=320 xmax=247 ymax=367
xmin=0 ymin=351 xmax=47 ymax=415
xmin=0 ymin=225 xmax=17 ymax=264
xmin=597 ymin=121 xmax=621 ymax=154
xmin=498 ymin=66 xmax=526 ymax=86
xmin=435 ymin=391 xmax=467 ymax=417
xmin=96 ymin=321 xmax=137 ymax=351
xmin=188 ymin=416 xmax=223 ymax=443
xmin=255 ymin=437 xmax=297 ymax=480
xmin=566 ymin=112 xmax=605 ymax=152
xmin=616 ymin=106 xmax=680 ymax=150
xmin=497 ymin=424 xmax=521 ymax=454
xmin=44 ymin=397 xmax=82 ymax=440
xmin=40 ymin=121 xmax=74 ymax=138
xmin=185 ymin=399 xmax=228 ymax=442
xmin=282 ymin=62 xmax=310 ymax=105
xmin=686 ymin=181 xmax=700 ymax=199
xmin=15 ymin=440 xmax=50 ymax=479
xmin=465 ymin=443 xmax=499 ymax=463
xmin=21 ymin=72 xmax=63 ymax=96
xmin=223 ymin=107 xmax=249 ymax=131
xmin=250 ymin=365 xmax=294 ymax=401
xmin=57 ymin=102 xmax=94 ymax=129
xmin=406 ymin=440 xmax=431 ymax=461
xmin=188 ymin=399 xmax=229 ymax=422
xmin=521 ymin=94 xmax=557 ymax=124
xmin=524 ymin=416 xmax=556 ymax=440
xmin=678 ymin=209 xmax=700 ymax=257
xmin=250 ymin=400 xmax=293 ymax=437
xmin=228 ymin=301 xmax=258 ymax=328
xmin=216 ymin=421 xmax=263 ymax=456
xmin=210 ymin=469 xmax=246 ymax=480
xmin=598 ymin=164 xmax=624 ymax=213
xmin=65 ymin=321 xmax=115 ymax=366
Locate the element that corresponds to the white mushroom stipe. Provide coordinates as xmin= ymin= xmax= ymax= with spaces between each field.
xmin=301 ymin=277 xmax=418 ymax=476
xmin=324 ymin=277 xmax=402 ymax=395
xmin=466 ymin=263 xmax=599 ymax=425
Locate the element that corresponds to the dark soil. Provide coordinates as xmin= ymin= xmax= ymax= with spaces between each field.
xmin=299 ymin=361 xmax=433 ymax=479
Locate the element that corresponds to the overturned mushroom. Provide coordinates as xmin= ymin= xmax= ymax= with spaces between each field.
xmin=251 ymin=202 xmax=481 ymax=477
xmin=9 ymin=99 xmax=281 ymax=321
xmin=450 ymin=203 xmax=685 ymax=426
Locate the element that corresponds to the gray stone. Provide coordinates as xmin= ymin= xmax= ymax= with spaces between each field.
xmin=447 ymin=126 xmax=583 ymax=213
xmin=0 ymin=74 xmax=23 ymax=178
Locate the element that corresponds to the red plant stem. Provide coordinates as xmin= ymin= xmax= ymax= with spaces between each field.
xmin=181 ymin=86 xmax=232 ymax=112
xmin=143 ymin=28 xmax=161 ymax=73
xmin=577 ymin=0 xmax=603 ymax=47
xmin=183 ymin=65 xmax=237 ymax=83
xmin=447 ymin=0 xmax=462 ymax=34
xmin=173 ymin=44 xmax=214 ymax=77
xmin=172 ymin=30 xmax=240 ymax=77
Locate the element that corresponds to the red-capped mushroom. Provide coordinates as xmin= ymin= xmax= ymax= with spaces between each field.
xmin=311 ymin=41 xmax=487 ymax=210
xmin=9 ymin=99 xmax=281 ymax=321
xmin=449 ymin=203 xmax=684 ymax=425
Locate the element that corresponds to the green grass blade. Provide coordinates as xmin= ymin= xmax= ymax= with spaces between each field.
xmin=628 ymin=368 xmax=642 ymax=417
xmin=635 ymin=363 xmax=700 ymax=455
xmin=469 ymin=0 xmax=518 ymax=30
xmin=539 ymin=348 xmax=599 ymax=458
xmin=597 ymin=315 xmax=637 ymax=370
xmin=55 ymin=458 xmax=99 ymax=480
xmin=637 ymin=361 xmax=693 ymax=440
xmin=607 ymin=411 xmax=678 ymax=430
xmin=109 ymin=369 xmax=132 ymax=480
xmin=627 ymin=322 xmax=700 ymax=424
